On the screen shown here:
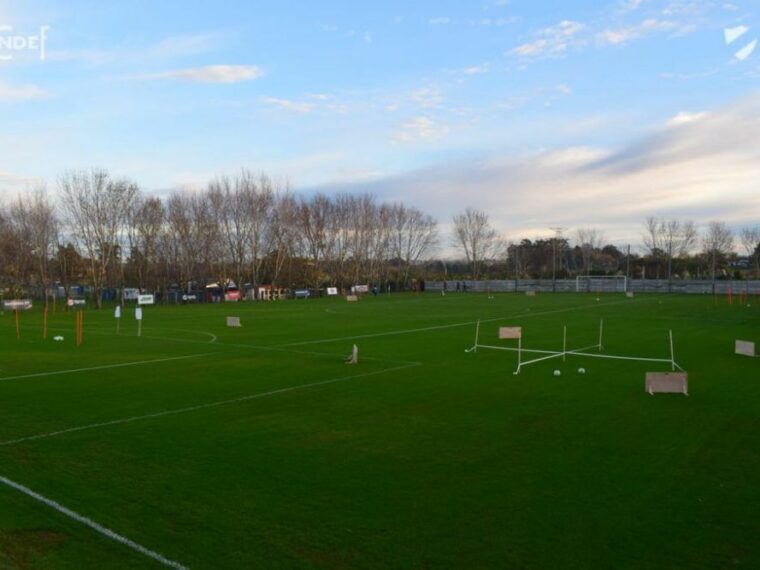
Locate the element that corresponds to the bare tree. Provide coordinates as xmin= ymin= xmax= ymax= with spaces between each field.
xmin=702 ymin=221 xmax=734 ymax=289
xmin=575 ymin=227 xmax=604 ymax=274
xmin=740 ymin=226 xmax=760 ymax=278
xmin=298 ymin=194 xmax=335 ymax=290
xmin=127 ymin=196 xmax=165 ymax=291
xmin=642 ymin=217 xmax=697 ymax=287
xmin=452 ymin=208 xmax=502 ymax=280
xmin=58 ymin=170 xmax=139 ymax=308
xmin=389 ymin=203 xmax=438 ymax=287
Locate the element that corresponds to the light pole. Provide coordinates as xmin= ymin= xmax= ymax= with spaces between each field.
xmin=549 ymin=227 xmax=565 ymax=292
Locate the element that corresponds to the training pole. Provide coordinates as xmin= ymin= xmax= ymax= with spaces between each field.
xmin=15 ymin=309 xmax=20 ymax=340
xmin=563 ymin=325 xmax=567 ymax=362
xmin=598 ymin=319 xmax=604 ymax=352
xmin=669 ymin=330 xmax=675 ymax=371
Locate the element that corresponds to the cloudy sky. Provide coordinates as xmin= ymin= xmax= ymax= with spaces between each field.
xmin=1 ymin=0 xmax=759 ymax=247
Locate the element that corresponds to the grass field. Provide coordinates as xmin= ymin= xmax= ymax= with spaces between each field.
xmin=1 ymin=292 xmax=758 ymax=569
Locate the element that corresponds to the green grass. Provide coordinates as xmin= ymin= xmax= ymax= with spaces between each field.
xmin=0 ymin=292 xmax=758 ymax=568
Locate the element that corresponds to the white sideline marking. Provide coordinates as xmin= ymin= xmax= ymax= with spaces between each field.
xmin=0 ymin=353 xmax=218 ymax=383
xmin=277 ymin=297 xmax=647 ymax=347
xmin=0 ymin=474 xmax=187 ymax=569
xmin=0 ymin=363 xmax=420 ymax=447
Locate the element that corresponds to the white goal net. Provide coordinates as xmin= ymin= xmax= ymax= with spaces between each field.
xmin=575 ymin=275 xmax=627 ymax=293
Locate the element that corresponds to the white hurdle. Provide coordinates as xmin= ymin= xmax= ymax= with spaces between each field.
xmin=466 ymin=319 xmax=684 ymax=375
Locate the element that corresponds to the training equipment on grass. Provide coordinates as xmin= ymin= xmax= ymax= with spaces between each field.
xmin=345 ymin=344 xmax=359 ymax=364
xmin=646 ymin=372 xmax=688 ymax=396
xmin=578 ymin=367 xmax=586 ymax=374
xmin=53 ymin=335 xmax=63 ymax=341
xmin=575 ymin=275 xmax=628 ymax=293
xmin=346 ymin=295 xmax=358 ymax=302
xmin=553 ymin=370 xmax=561 ymax=377
xmin=226 ymin=316 xmax=242 ymax=328
xmin=114 ymin=305 xmax=121 ymax=334
xmin=466 ymin=319 xmax=685 ymax=376
xmin=135 ymin=306 xmax=143 ymax=337
xmin=75 ymin=311 xmax=84 ymax=347
xmin=735 ymin=340 xmax=756 ymax=357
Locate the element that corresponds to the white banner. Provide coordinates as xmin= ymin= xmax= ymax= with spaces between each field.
xmin=327 ymin=287 xmax=338 ymax=296
xmin=138 ymin=294 xmax=155 ymax=305
xmin=3 ymin=299 xmax=32 ymax=311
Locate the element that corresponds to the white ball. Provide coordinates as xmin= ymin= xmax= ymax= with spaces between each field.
xmin=553 ymin=369 xmax=561 ymax=377
xmin=577 ymin=367 xmax=586 ymax=374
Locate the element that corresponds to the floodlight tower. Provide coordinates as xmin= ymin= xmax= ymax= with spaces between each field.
xmin=549 ymin=227 xmax=565 ymax=293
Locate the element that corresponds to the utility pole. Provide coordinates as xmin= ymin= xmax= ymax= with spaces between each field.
xmin=549 ymin=227 xmax=565 ymax=293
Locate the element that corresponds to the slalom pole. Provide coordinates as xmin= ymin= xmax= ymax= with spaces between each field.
xmin=598 ymin=319 xmax=604 ymax=352
xmin=563 ymin=325 xmax=567 ymax=362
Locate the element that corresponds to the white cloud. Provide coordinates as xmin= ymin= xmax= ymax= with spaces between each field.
xmin=511 ymin=20 xmax=587 ymax=58
xmin=322 ymin=94 xmax=760 ymax=244
xmin=261 ymin=97 xmax=316 ymax=114
xmin=597 ymin=19 xmax=679 ymax=46
xmin=140 ymin=65 xmax=264 ymax=84
xmin=668 ymin=111 xmax=707 ymax=125
xmin=394 ymin=116 xmax=449 ymax=143
xmin=409 ymin=87 xmax=444 ymax=109
xmin=463 ymin=62 xmax=491 ymax=75
xmin=469 ymin=17 xmax=518 ymax=27
xmin=0 ymin=81 xmax=48 ymax=102
xmin=429 ymin=17 xmax=451 ymax=25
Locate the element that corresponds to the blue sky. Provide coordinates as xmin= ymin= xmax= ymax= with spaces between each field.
xmin=1 ymin=0 xmax=759 ymax=246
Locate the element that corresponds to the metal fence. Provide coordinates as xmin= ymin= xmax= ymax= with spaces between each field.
xmin=427 ymin=279 xmax=760 ymax=295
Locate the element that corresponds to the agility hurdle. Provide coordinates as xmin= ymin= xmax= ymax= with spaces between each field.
xmin=466 ymin=319 xmax=684 ymax=375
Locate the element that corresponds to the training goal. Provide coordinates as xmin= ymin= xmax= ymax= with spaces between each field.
xmin=466 ymin=319 xmax=684 ymax=376
xmin=575 ymin=275 xmax=627 ymax=293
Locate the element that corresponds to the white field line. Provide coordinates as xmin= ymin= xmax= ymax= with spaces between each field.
xmin=276 ymin=297 xmax=651 ymax=348
xmin=0 ymin=353 xmax=219 ymax=383
xmin=0 ymin=474 xmax=187 ymax=569
xmin=0 ymin=363 xmax=420 ymax=447
xmin=35 ymin=324 xmax=421 ymax=367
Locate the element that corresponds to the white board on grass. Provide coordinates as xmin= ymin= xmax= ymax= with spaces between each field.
xmin=645 ymin=372 xmax=688 ymax=396
xmin=346 ymin=295 xmax=358 ymax=302
xmin=226 ymin=316 xmax=242 ymax=327
xmin=735 ymin=340 xmax=756 ymax=357
xmin=499 ymin=327 xmax=522 ymax=340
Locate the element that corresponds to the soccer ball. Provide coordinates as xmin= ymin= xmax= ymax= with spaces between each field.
xmin=53 ymin=336 xmax=64 ymax=341
xmin=577 ymin=367 xmax=586 ymax=374
xmin=553 ymin=369 xmax=561 ymax=377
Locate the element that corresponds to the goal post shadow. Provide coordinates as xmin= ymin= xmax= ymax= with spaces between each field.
xmin=466 ymin=319 xmax=684 ymax=375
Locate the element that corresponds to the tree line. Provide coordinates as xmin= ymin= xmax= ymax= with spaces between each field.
xmin=1 ymin=170 xmax=758 ymax=307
